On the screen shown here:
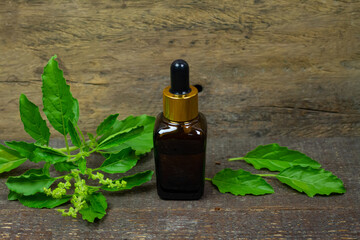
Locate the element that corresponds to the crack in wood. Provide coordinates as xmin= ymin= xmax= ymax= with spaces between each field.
xmin=253 ymin=105 xmax=352 ymax=114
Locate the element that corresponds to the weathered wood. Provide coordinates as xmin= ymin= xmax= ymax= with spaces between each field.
xmin=0 ymin=1 xmax=359 ymax=238
xmin=0 ymin=0 xmax=359 ymax=140
xmin=0 ymin=137 xmax=359 ymax=239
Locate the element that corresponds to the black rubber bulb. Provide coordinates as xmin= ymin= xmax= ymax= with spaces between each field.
xmin=170 ymin=59 xmax=191 ymax=95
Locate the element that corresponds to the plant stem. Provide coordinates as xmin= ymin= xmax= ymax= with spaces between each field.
xmin=55 ymin=175 xmax=67 ymax=179
xmin=64 ymin=135 xmax=70 ymax=155
xmin=58 ymin=139 xmax=94 ymax=153
xmin=228 ymin=157 xmax=245 ymax=161
xmin=76 ymin=124 xmax=86 ymax=145
xmin=256 ymin=174 xmax=277 ymax=177
xmin=88 ymin=148 xmax=97 ymax=154
xmin=58 ymin=146 xmax=79 ymax=152
xmin=205 ymin=177 xmax=212 ymax=181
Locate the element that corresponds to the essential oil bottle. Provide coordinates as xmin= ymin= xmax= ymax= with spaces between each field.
xmin=153 ymin=59 xmax=207 ymax=200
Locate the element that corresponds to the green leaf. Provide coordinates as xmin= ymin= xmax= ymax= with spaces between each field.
xmin=78 ymin=157 xmax=87 ymax=174
xmin=87 ymin=133 xmax=95 ymax=141
xmin=23 ymin=165 xmax=51 ymax=176
xmin=23 ymin=168 xmax=45 ymax=176
xmin=231 ymin=143 xmax=321 ymax=171
xmin=6 ymin=173 xmax=56 ymax=196
xmin=0 ymin=144 xmax=27 ymax=174
xmin=19 ymin=193 xmax=71 ymax=209
xmin=41 ymin=55 xmax=79 ymax=135
xmin=88 ymin=192 xmax=107 ymax=214
xmin=54 ymin=162 xmax=78 ymax=172
xmin=101 ymin=170 xmax=153 ymax=191
xmin=31 ymin=145 xmax=68 ymax=164
xmin=98 ymin=115 xmax=155 ymax=155
xmin=5 ymin=141 xmax=36 ymax=159
xmin=9 ymin=191 xmax=71 ymax=208
xmin=43 ymin=162 xmax=51 ymax=176
xmin=8 ymin=190 xmax=20 ymax=201
xmin=67 ymin=120 xmax=81 ymax=147
xmin=79 ymin=192 xmax=107 ymax=222
xmin=96 ymin=113 xmax=119 ymax=136
xmin=99 ymin=147 xmax=138 ymax=174
xmin=19 ymin=94 xmax=50 ymax=145
xmin=5 ymin=141 xmax=68 ymax=164
xmin=276 ymin=166 xmax=346 ymax=197
xmin=97 ymin=126 xmax=144 ymax=150
xmin=211 ymin=168 xmax=274 ymax=196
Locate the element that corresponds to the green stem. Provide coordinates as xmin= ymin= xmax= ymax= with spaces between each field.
xmin=58 ymin=139 xmax=94 ymax=153
xmin=76 ymin=124 xmax=86 ymax=146
xmin=86 ymin=148 xmax=97 ymax=155
xmin=55 ymin=175 xmax=68 ymax=180
xmin=256 ymin=174 xmax=277 ymax=177
xmin=205 ymin=177 xmax=212 ymax=181
xmin=228 ymin=157 xmax=245 ymax=161
xmin=64 ymin=134 xmax=70 ymax=155
xmin=58 ymin=146 xmax=79 ymax=152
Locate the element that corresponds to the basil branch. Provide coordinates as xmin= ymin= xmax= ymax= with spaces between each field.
xmin=0 ymin=55 xmax=155 ymax=223
xmin=256 ymin=174 xmax=277 ymax=177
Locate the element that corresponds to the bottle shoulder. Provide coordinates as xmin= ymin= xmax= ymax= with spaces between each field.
xmin=154 ymin=112 xmax=207 ymax=138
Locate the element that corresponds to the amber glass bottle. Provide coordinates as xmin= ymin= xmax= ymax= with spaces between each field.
xmin=153 ymin=59 xmax=207 ymax=200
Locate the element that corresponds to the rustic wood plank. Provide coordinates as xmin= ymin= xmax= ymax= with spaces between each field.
xmin=0 ymin=1 xmax=359 ymax=238
xmin=0 ymin=137 xmax=358 ymax=239
xmin=0 ymin=0 xmax=359 ymax=140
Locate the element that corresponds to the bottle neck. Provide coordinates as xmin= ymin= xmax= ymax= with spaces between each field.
xmin=163 ymin=85 xmax=198 ymax=122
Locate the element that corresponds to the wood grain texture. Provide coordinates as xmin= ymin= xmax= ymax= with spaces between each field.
xmin=0 ymin=1 xmax=359 ymax=238
xmin=0 ymin=137 xmax=359 ymax=239
xmin=0 ymin=0 xmax=359 ymax=140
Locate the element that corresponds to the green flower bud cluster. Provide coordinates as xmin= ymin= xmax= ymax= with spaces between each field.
xmin=88 ymin=139 xmax=98 ymax=149
xmin=43 ymin=177 xmax=71 ymax=199
xmin=57 ymin=207 xmax=77 ymax=218
xmin=57 ymin=170 xmax=89 ymax=218
xmin=53 ymin=168 xmax=126 ymax=219
xmin=87 ymin=169 xmax=127 ymax=189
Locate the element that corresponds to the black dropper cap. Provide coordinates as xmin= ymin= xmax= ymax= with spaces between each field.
xmin=170 ymin=59 xmax=191 ymax=95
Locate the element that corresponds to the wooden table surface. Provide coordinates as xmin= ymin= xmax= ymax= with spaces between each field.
xmin=0 ymin=137 xmax=359 ymax=239
xmin=0 ymin=0 xmax=359 ymax=239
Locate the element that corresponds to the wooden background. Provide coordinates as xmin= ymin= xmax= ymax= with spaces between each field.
xmin=0 ymin=0 xmax=359 ymax=239
xmin=0 ymin=0 xmax=359 ymax=139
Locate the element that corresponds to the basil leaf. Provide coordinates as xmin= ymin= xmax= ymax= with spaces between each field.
xmin=54 ymin=162 xmax=78 ymax=172
xmin=79 ymin=192 xmax=107 ymax=222
xmin=19 ymin=193 xmax=71 ymax=209
xmin=78 ymin=157 xmax=87 ymax=174
xmin=41 ymin=55 xmax=79 ymax=135
xmin=88 ymin=192 xmax=107 ymax=214
xmin=87 ymin=133 xmax=95 ymax=141
xmin=0 ymin=144 xmax=27 ymax=174
xmin=43 ymin=162 xmax=51 ymax=176
xmin=101 ymin=170 xmax=153 ymax=192
xmin=211 ymin=168 xmax=274 ymax=196
xmin=6 ymin=173 xmax=56 ymax=196
xmin=67 ymin=120 xmax=81 ymax=148
xmin=276 ymin=166 xmax=346 ymax=197
xmin=97 ymin=126 xmax=144 ymax=150
xmin=5 ymin=141 xmax=68 ymax=164
xmin=9 ymin=191 xmax=71 ymax=208
xmin=23 ymin=168 xmax=45 ymax=176
xmin=31 ymin=146 xmax=68 ymax=164
xmin=19 ymin=94 xmax=50 ymax=145
xmin=5 ymin=141 xmax=35 ymax=159
xmin=98 ymin=115 xmax=155 ymax=155
xmin=231 ymin=143 xmax=321 ymax=171
xmin=8 ymin=190 xmax=20 ymax=201
xmin=96 ymin=113 xmax=119 ymax=136
xmin=99 ymin=147 xmax=138 ymax=174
